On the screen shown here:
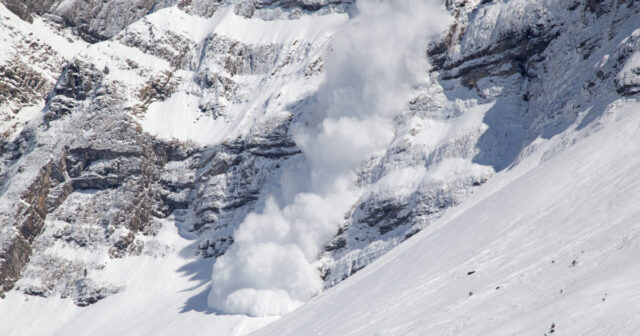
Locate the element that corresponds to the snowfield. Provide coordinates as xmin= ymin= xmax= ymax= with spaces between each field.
xmin=1 ymin=0 xmax=640 ymax=335
xmin=2 ymin=97 xmax=638 ymax=336
xmin=255 ymin=101 xmax=640 ymax=335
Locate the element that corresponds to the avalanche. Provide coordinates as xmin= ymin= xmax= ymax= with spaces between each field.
xmin=1 ymin=0 xmax=640 ymax=335
xmin=207 ymin=0 xmax=450 ymax=317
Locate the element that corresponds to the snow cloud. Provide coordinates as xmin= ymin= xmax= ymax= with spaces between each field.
xmin=208 ymin=0 xmax=451 ymax=317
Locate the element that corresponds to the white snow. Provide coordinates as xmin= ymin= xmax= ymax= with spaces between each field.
xmin=2 ymin=1 xmax=640 ymax=334
xmin=212 ymin=7 xmax=348 ymax=44
xmin=207 ymin=0 xmax=451 ymax=317
xmin=120 ymin=6 xmax=219 ymax=45
xmin=408 ymin=99 xmax=492 ymax=148
xmin=372 ymin=166 xmax=427 ymax=199
xmin=253 ymin=100 xmax=640 ymax=335
xmin=137 ymin=7 xmax=348 ymax=146
xmin=0 ymin=3 xmax=89 ymax=140
xmin=617 ymin=51 xmax=640 ymax=91
xmin=0 ymin=102 xmax=45 ymax=141
xmin=0 ymin=4 xmax=87 ymax=62
xmin=0 ymin=219 xmax=276 ymax=336
xmin=428 ymin=158 xmax=493 ymax=182
xmin=456 ymin=0 xmax=561 ymax=61
xmin=141 ymin=91 xmax=219 ymax=144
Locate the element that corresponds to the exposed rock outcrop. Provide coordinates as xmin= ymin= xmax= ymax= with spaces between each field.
xmin=1 ymin=0 xmax=639 ymax=307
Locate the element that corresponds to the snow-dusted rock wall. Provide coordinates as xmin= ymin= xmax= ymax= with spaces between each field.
xmin=323 ymin=0 xmax=640 ymax=286
xmin=1 ymin=0 xmax=178 ymax=41
xmin=0 ymin=0 xmax=639 ymax=324
xmin=0 ymin=0 xmax=353 ymax=302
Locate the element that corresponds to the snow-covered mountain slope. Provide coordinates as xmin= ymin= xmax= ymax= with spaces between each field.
xmin=254 ymin=100 xmax=640 ymax=335
xmin=0 ymin=3 xmax=86 ymax=140
xmin=0 ymin=219 xmax=276 ymax=336
xmin=1 ymin=0 xmax=639 ymax=334
xmin=0 ymin=0 xmax=351 ymax=306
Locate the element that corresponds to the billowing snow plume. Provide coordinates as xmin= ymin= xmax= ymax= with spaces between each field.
xmin=208 ymin=0 xmax=450 ymax=317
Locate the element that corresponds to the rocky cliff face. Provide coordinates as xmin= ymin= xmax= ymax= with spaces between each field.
xmin=1 ymin=0 xmax=177 ymax=42
xmin=1 ymin=0 xmax=639 ymax=311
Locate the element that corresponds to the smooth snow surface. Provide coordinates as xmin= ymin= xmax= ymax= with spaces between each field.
xmin=253 ymin=101 xmax=640 ymax=335
xmin=207 ymin=0 xmax=451 ymax=317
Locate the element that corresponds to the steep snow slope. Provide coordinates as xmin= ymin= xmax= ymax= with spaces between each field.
xmin=1 ymin=0 xmax=639 ymax=334
xmin=254 ymin=100 xmax=640 ymax=335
